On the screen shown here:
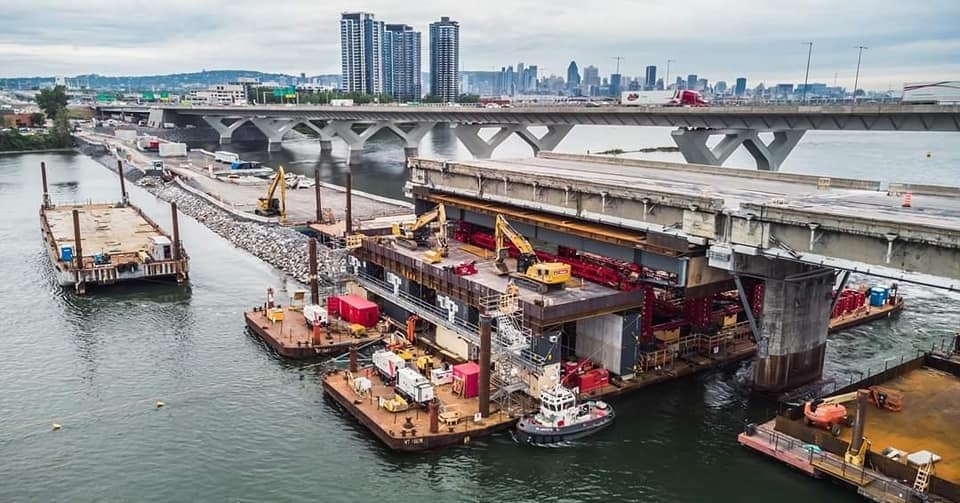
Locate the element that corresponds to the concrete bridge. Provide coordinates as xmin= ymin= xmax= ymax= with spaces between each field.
xmin=96 ymin=103 xmax=960 ymax=169
xmin=405 ymin=152 xmax=960 ymax=392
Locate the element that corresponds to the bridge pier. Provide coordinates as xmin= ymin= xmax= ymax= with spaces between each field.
xmin=202 ymin=116 xmax=249 ymax=145
xmin=148 ymin=109 xmax=178 ymax=128
xmin=250 ymin=118 xmax=301 ymax=152
xmin=671 ymin=128 xmax=805 ymax=171
xmin=328 ymin=120 xmax=435 ymax=165
xmin=732 ymin=257 xmax=834 ymax=392
xmin=455 ymin=124 xmax=574 ymax=159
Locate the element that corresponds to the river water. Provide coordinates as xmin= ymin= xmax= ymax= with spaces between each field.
xmin=1 ymin=126 xmax=959 ymax=502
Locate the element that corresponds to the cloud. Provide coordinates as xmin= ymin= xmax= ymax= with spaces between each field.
xmin=1 ymin=0 xmax=958 ymax=89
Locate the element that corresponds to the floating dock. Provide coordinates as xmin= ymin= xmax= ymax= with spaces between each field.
xmin=38 ymin=161 xmax=188 ymax=293
xmin=739 ymin=341 xmax=960 ymax=503
xmin=829 ymin=296 xmax=905 ymax=333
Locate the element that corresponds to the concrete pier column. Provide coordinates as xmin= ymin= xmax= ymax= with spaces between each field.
xmin=454 ymin=124 xmax=518 ymax=159
xmin=478 ymin=314 xmax=492 ymax=418
xmin=383 ymin=122 xmax=435 ymax=157
xmin=403 ymin=147 xmax=419 ymax=159
xmin=514 ymin=124 xmax=574 ymax=155
xmin=319 ymin=139 xmax=333 ymax=152
xmin=329 ymin=120 xmax=392 ymax=166
xmin=752 ymin=261 xmax=834 ymax=392
xmin=202 ymin=116 xmax=249 ymax=145
xmin=671 ymin=127 xmax=805 ymax=171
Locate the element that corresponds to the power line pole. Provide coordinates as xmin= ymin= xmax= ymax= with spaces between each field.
xmin=852 ymin=45 xmax=868 ymax=105
xmin=801 ymin=42 xmax=813 ymax=103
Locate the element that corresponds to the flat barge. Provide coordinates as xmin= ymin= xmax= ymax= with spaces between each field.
xmin=323 ymin=364 xmax=516 ymax=452
xmin=38 ymin=161 xmax=188 ymax=294
xmin=739 ymin=338 xmax=960 ymax=503
xmin=244 ymin=307 xmax=388 ymax=359
xmin=828 ymin=285 xmax=905 ymax=333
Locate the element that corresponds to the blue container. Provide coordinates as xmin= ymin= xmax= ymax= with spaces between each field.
xmin=60 ymin=246 xmax=73 ymax=262
xmin=869 ymin=287 xmax=886 ymax=307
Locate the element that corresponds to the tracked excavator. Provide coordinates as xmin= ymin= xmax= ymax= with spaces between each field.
xmin=493 ymin=214 xmax=571 ymax=293
xmin=392 ymin=203 xmax=448 ymax=262
xmin=255 ymin=165 xmax=286 ymax=224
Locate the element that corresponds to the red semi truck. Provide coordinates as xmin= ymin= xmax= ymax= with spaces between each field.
xmin=620 ymin=89 xmax=707 ymax=107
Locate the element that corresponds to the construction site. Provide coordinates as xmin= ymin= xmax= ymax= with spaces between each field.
xmin=739 ymin=345 xmax=960 ymax=503
xmin=38 ymin=160 xmax=189 ymax=293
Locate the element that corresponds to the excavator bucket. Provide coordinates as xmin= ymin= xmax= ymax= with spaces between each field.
xmin=494 ymin=261 xmax=511 ymax=275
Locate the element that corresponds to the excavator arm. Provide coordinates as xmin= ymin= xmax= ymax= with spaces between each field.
xmin=392 ymin=203 xmax=445 ymax=249
xmin=494 ymin=214 xmax=536 ymax=256
xmin=256 ymin=165 xmax=286 ymax=223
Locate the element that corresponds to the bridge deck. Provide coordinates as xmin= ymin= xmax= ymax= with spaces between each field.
xmin=455 ymin=156 xmax=960 ymax=232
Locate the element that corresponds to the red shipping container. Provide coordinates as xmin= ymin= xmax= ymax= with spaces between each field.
xmin=337 ymin=294 xmax=380 ymax=327
xmin=453 ymin=362 xmax=480 ymax=398
xmin=578 ymin=368 xmax=609 ymax=394
xmin=327 ymin=296 xmax=341 ymax=317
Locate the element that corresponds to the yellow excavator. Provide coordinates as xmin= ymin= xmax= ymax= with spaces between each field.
xmin=494 ymin=214 xmax=571 ymax=293
xmin=392 ymin=203 xmax=448 ymax=258
xmin=255 ymin=165 xmax=286 ymax=223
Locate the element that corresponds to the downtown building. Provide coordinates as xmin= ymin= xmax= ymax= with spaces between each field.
xmin=429 ymin=16 xmax=460 ymax=102
xmin=384 ymin=24 xmax=421 ymax=102
xmin=340 ymin=12 xmax=384 ymax=94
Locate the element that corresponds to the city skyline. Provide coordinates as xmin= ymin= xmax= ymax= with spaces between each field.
xmin=2 ymin=0 xmax=959 ymax=90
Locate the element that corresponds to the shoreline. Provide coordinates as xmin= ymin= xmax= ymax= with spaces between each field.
xmin=76 ymin=143 xmax=315 ymax=282
xmin=0 ymin=148 xmax=75 ymax=155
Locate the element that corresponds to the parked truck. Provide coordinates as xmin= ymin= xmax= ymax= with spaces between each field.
xmin=620 ymin=89 xmax=707 ymax=107
xmin=372 ymin=349 xmax=406 ymax=383
xmin=395 ymin=367 xmax=435 ymax=405
xmin=902 ymin=81 xmax=960 ymax=104
xmin=303 ymin=304 xmax=328 ymax=327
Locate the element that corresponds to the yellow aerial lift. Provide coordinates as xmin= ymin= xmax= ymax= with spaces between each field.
xmin=494 ymin=214 xmax=571 ymax=293
xmin=255 ymin=165 xmax=286 ymax=223
xmin=392 ymin=203 xmax=448 ymax=257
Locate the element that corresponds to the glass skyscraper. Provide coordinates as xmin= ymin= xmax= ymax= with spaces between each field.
xmin=429 ymin=16 xmax=460 ymax=102
xmin=340 ymin=12 xmax=384 ymax=94
xmin=384 ymin=24 xmax=421 ymax=102
xmin=644 ymin=65 xmax=657 ymax=91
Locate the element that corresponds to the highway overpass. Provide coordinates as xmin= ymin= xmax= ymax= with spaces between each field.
xmin=405 ymin=152 xmax=960 ymax=391
xmin=96 ymin=103 xmax=960 ymax=169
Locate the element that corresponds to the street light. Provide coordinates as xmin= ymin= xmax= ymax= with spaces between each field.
xmin=665 ymin=59 xmax=675 ymax=89
xmin=801 ymin=42 xmax=813 ymax=103
xmin=852 ymin=45 xmax=868 ymax=104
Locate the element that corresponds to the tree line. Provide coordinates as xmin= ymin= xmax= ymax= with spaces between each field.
xmin=0 ymin=85 xmax=73 ymax=152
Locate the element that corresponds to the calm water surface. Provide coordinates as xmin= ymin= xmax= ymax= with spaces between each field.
xmin=1 ymin=126 xmax=958 ymax=502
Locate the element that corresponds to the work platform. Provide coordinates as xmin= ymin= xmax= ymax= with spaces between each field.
xmin=740 ymin=349 xmax=960 ymax=502
xmin=40 ymin=202 xmax=188 ymax=293
xmin=408 ymin=152 xmax=960 ymax=288
xmin=355 ymin=238 xmax=647 ymax=332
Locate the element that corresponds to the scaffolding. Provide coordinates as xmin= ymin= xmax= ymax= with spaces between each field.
xmin=481 ymin=290 xmax=544 ymax=415
xmin=316 ymin=234 xmax=363 ymax=297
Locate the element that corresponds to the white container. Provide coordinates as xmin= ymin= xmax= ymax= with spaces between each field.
xmin=430 ymin=367 xmax=453 ymax=386
xmin=159 ymin=142 xmax=187 ymax=157
xmin=396 ymin=367 xmax=434 ymax=404
xmin=372 ymin=349 xmax=405 ymax=380
xmin=303 ymin=304 xmax=328 ymax=327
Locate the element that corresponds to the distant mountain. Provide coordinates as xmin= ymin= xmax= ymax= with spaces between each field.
xmin=0 ymin=70 xmax=342 ymax=91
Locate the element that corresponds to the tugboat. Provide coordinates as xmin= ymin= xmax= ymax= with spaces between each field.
xmin=515 ymin=384 xmax=614 ymax=445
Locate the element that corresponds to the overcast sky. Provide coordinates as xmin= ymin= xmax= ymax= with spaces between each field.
xmin=2 ymin=0 xmax=958 ymax=89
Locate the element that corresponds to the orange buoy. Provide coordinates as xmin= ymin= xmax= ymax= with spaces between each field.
xmin=902 ymin=191 xmax=912 ymax=208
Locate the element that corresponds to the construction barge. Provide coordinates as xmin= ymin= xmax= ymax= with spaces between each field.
xmin=38 ymin=161 xmax=188 ymax=294
xmin=739 ymin=337 xmax=960 ymax=503
xmin=828 ymin=284 xmax=905 ymax=333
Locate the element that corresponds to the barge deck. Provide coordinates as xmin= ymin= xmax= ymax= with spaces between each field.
xmin=244 ymin=308 xmax=388 ymax=359
xmin=740 ymin=346 xmax=960 ymax=502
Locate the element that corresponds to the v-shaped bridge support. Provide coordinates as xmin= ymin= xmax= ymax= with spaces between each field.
xmin=454 ymin=124 xmax=575 ymax=159
xmin=671 ymin=128 xmax=805 ymax=171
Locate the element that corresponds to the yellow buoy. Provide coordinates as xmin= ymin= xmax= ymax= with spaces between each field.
xmin=52 ymin=423 xmax=62 ymax=431
xmin=463 ymin=435 xmax=471 ymax=445
xmin=155 ymin=400 xmax=165 ymax=409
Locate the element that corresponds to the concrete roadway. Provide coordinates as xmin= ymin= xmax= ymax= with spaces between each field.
xmin=462 ymin=155 xmax=960 ymax=232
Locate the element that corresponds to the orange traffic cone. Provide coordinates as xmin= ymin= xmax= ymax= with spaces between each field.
xmin=902 ymin=191 xmax=912 ymax=208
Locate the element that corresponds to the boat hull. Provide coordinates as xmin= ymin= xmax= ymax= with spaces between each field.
xmin=515 ymin=410 xmax=615 ymax=445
